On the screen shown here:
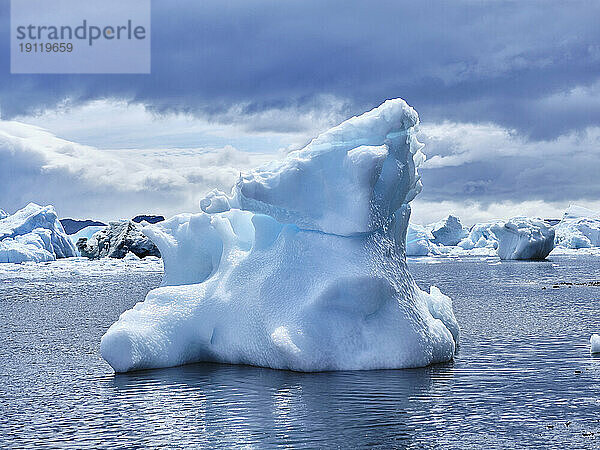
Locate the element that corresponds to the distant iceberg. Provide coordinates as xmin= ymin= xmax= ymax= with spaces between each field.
xmin=490 ymin=217 xmax=554 ymax=260
xmin=457 ymin=222 xmax=500 ymax=251
xmin=554 ymin=205 xmax=600 ymax=249
xmin=101 ymin=99 xmax=460 ymax=373
xmin=427 ymin=215 xmax=468 ymax=247
xmin=77 ymin=221 xmax=160 ymax=259
xmin=591 ymin=334 xmax=600 ymax=354
xmin=0 ymin=203 xmax=77 ymax=263
xmin=406 ymin=216 xmax=559 ymax=259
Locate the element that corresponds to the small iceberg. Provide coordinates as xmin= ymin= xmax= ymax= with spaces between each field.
xmin=555 ymin=205 xmax=600 ymax=249
xmin=591 ymin=334 xmax=600 ymax=354
xmin=427 ymin=215 xmax=468 ymax=247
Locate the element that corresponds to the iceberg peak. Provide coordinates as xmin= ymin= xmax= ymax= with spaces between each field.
xmin=204 ymin=98 xmax=425 ymax=236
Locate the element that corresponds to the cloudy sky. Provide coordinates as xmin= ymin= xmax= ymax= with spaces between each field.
xmin=1 ymin=0 xmax=599 ymax=224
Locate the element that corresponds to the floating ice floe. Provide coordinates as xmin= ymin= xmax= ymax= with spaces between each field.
xmin=490 ymin=217 xmax=554 ymax=260
xmin=591 ymin=334 xmax=600 ymax=354
xmin=0 ymin=203 xmax=77 ymax=263
xmin=101 ymin=98 xmax=460 ymax=373
xmin=77 ymin=221 xmax=160 ymax=259
xmin=554 ymin=205 xmax=600 ymax=249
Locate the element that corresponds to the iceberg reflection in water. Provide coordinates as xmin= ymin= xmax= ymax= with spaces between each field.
xmin=107 ymin=363 xmax=450 ymax=448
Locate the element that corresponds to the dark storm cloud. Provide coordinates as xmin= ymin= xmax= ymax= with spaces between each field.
xmin=1 ymin=0 xmax=599 ymax=219
xmin=1 ymin=0 xmax=599 ymax=139
xmin=417 ymin=124 xmax=600 ymax=205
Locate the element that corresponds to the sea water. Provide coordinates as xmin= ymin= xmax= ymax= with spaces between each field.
xmin=0 ymin=255 xmax=598 ymax=448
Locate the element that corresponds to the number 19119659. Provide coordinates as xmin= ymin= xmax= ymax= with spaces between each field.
xmin=19 ymin=42 xmax=73 ymax=52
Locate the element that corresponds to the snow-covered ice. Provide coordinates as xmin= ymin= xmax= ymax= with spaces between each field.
xmin=428 ymin=215 xmax=468 ymax=247
xmin=0 ymin=203 xmax=77 ymax=263
xmin=491 ymin=217 xmax=554 ymax=260
xmin=554 ymin=205 xmax=600 ymax=249
xmin=77 ymin=221 xmax=160 ymax=259
xmin=221 ymin=99 xmax=425 ymax=236
xmin=101 ymin=99 xmax=460 ymax=373
xmin=591 ymin=334 xmax=600 ymax=354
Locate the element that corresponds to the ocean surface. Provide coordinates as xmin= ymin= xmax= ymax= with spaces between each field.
xmin=0 ymin=254 xmax=599 ymax=448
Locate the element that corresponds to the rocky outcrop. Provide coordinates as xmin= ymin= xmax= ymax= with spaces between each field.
xmin=76 ymin=221 xmax=160 ymax=259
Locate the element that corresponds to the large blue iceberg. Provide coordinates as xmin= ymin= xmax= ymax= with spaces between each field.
xmin=0 ymin=203 xmax=77 ymax=263
xmin=101 ymin=99 xmax=460 ymax=372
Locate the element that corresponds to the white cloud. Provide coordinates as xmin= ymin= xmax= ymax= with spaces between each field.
xmin=0 ymin=120 xmax=275 ymax=221
xmin=410 ymin=199 xmax=600 ymax=227
xmin=12 ymin=97 xmax=349 ymax=152
xmin=419 ymin=121 xmax=600 ymax=169
xmin=3 ymin=100 xmax=599 ymax=226
xmin=0 ymin=98 xmax=350 ymax=221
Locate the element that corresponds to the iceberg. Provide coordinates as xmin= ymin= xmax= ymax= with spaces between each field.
xmin=0 ymin=229 xmax=56 ymax=263
xmin=457 ymin=222 xmax=500 ymax=251
xmin=427 ymin=215 xmax=468 ymax=247
xmin=101 ymin=98 xmax=459 ymax=373
xmin=490 ymin=217 xmax=554 ymax=260
xmin=0 ymin=203 xmax=77 ymax=263
xmin=77 ymin=221 xmax=160 ymax=259
xmin=406 ymin=223 xmax=434 ymax=256
xmin=591 ymin=334 xmax=600 ymax=354
xmin=554 ymin=205 xmax=600 ymax=249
